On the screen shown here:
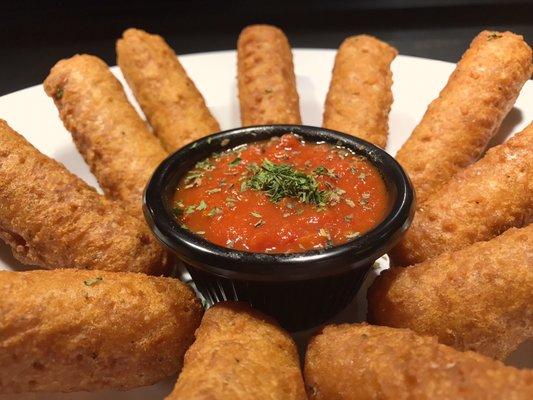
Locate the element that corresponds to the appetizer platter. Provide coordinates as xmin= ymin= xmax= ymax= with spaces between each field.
xmin=0 ymin=25 xmax=531 ymax=400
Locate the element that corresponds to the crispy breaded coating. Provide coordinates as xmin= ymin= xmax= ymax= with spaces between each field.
xmin=43 ymin=54 xmax=168 ymax=217
xmin=0 ymin=120 xmax=167 ymax=274
xmin=304 ymin=324 xmax=533 ymax=400
xmin=396 ymin=31 xmax=532 ymax=203
xmin=323 ymin=35 xmax=397 ymax=148
xmin=391 ymin=123 xmax=532 ymax=266
xmin=116 ymin=28 xmax=220 ymax=152
xmin=0 ymin=269 xmax=202 ymax=393
xmin=369 ymin=226 xmax=533 ymax=360
xmin=166 ymin=302 xmax=307 ymax=400
xmin=237 ymin=24 xmax=301 ymax=126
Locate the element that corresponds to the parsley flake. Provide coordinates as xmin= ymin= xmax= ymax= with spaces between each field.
xmin=229 ymin=157 xmax=242 ymax=167
xmin=84 ymin=277 xmax=103 ymax=287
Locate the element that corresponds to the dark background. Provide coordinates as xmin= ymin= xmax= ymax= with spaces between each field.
xmin=1 ymin=0 xmax=532 ymax=95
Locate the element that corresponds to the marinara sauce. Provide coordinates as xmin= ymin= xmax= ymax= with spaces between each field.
xmin=172 ymin=133 xmax=389 ymax=253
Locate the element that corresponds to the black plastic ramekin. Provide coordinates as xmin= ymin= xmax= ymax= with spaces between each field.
xmin=144 ymin=125 xmax=414 ymax=331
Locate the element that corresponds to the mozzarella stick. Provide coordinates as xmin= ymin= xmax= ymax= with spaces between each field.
xmin=396 ymin=31 xmax=532 ymax=203
xmin=305 ymin=324 xmax=533 ymax=400
xmin=368 ymin=226 xmax=533 ymax=360
xmin=391 ymin=123 xmax=532 ymax=266
xmin=0 ymin=120 xmax=167 ymax=274
xmin=166 ymin=302 xmax=307 ymax=400
xmin=237 ymin=24 xmax=301 ymax=126
xmin=0 ymin=269 xmax=202 ymax=393
xmin=116 ymin=28 xmax=220 ymax=152
xmin=44 ymin=54 xmax=168 ymax=217
xmin=323 ymin=35 xmax=397 ymax=148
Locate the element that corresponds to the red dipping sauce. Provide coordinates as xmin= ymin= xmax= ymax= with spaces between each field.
xmin=172 ymin=133 xmax=389 ymax=253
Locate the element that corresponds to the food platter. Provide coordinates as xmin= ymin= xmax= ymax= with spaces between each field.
xmin=0 ymin=49 xmax=531 ymax=399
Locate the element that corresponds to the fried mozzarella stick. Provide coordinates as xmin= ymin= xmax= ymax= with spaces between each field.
xmin=323 ymin=35 xmax=397 ymax=148
xmin=116 ymin=28 xmax=220 ymax=152
xmin=391 ymin=123 xmax=532 ymax=266
xmin=44 ymin=54 xmax=167 ymax=217
xmin=237 ymin=24 xmax=301 ymax=126
xmin=0 ymin=269 xmax=202 ymax=393
xmin=396 ymin=31 xmax=532 ymax=203
xmin=0 ymin=120 xmax=167 ymax=274
xmin=166 ymin=302 xmax=307 ymax=400
xmin=305 ymin=324 xmax=533 ymax=400
xmin=369 ymin=225 xmax=533 ymax=360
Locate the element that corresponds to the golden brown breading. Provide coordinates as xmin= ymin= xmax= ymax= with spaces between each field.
xmin=304 ymin=324 xmax=533 ymax=400
xmin=396 ymin=31 xmax=532 ymax=203
xmin=116 ymin=28 xmax=220 ymax=152
xmin=391 ymin=123 xmax=532 ymax=266
xmin=166 ymin=302 xmax=307 ymax=400
xmin=237 ymin=24 xmax=301 ymax=126
xmin=0 ymin=269 xmax=202 ymax=393
xmin=323 ymin=35 xmax=397 ymax=148
xmin=43 ymin=54 xmax=168 ymax=217
xmin=368 ymin=225 xmax=533 ymax=360
xmin=0 ymin=120 xmax=167 ymax=274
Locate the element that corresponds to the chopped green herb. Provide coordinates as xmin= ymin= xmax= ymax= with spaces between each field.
xmin=327 ymin=169 xmax=338 ymax=179
xmin=172 ymin=207 xmax=183 ymax=217
xmin=185 ymin=205 xmax=196 ymax=215
xmin=196 ymin=200 xmax=207 ymax=211
xmin=84 ymin=277 xmax=103 ymax=287
xmin=206 ymin=188 xmax=222 ymax=194
xmin=229 ymin=157 xmax=242 ymax=167
xmin=344 ymin=214 xmax=353 ymax=222
xmin=245 ymin=160 xmax=330 ymax=206
xmin=184 ymin=170 xmax=204 ymax=188
xmin=55 ymin=87 xmax=64 ymax=100
xmin=346 ymin=232 xmax=360 ymax=239
xmin=208 ymin=207 xmax=222 ymax=217
xmin=313 ymin=166 xmax=327 ymax=175
xmin=358 ymin=172 xmax=366 ymax=181
xmin=250 ymin=211 xmax=262 ymax=218
xmin=328 ymin=191 xmax=341 ymax=205
xmin=195 ymin=160 xmax=214 ymax=171
xmin=345 ymin=199 xmax=356 ymax=208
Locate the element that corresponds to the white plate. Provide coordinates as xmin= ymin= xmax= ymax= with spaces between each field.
xmin=0 ymin=49 xmax=531 ymax=399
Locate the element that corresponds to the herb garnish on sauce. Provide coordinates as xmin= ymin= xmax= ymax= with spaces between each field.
xmin=245 ymin=160 xmax=330 ymax=206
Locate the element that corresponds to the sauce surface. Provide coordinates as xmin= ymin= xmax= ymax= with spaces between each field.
xmin=172 ymin=134 xmax=389 ymax=253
